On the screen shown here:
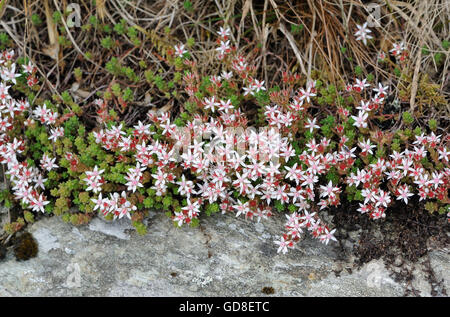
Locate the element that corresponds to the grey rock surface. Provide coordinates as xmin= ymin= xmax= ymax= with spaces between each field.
xmin=0 ymin=211 xmax=448 ymax=296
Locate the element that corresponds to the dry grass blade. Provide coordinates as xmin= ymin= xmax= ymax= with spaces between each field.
xmin=409 ymin=40 xmax=422 ymax=113
xmin=236 ymin=0 xmax=252 ymax=47
xmin=0 ymin=0 xmax=447 ymax=127
xmin=278 ymin=22 xmax=307 ymax=77
xmin=387 ymin=0 xmax=442 ymax=47
xmin=96 ymin=0 xmax=107 ymax=21
xmin=42 ymin=0 xmax=59 ymax=60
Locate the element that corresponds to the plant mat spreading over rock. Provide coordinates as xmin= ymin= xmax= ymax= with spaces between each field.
xmin=332 ymin=197 xmax=449 ymax=296
xmin=0 ymin=1 xmax=448 ymax=296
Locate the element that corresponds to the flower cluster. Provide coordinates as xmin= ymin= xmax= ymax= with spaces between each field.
xmin=0 ymin=51 xmax=50 ymax=214
xmin=0 ymin=25 xmax=448 ymax=254
xmin=32 ymin=104 xmax=59 ymax=125
xmin=83 ymin=165 xmax=105 ymax=193
xmin=92 ymin=191 xmax=136 ymax=220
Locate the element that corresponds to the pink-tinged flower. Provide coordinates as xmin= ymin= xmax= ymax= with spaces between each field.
xmin=106 ymin=191 xmax=136 ymax=220
xmin=356 ymin=100 xmax=371 ymax=112
xmin=377 ymin=51 xmax=387 ymax=60
xmin=320 ymin=228 xmax=337 ymax=245
xmin=0 ymin=82 xmax=11 ymax=103
xmin=1 ymin=63 xmax=21 ymax=84
xmin=385 ymin=170 xmax=401 ymax=183
xmin=304 ymin=117 xmax=320 ymax=133
xmin=390 ymin=42 xmax=405 ymax=56
xmin=221 ymin=71 xmax=232 ymax=80
xmin=33 ymin=174 xmax=47 ymax=190
xmin=0 ymin=117 xmax=11 ymax=132
xmin=85 ymin=178 xmax=102 ymax=193
xmin=84 ymin=166 xmax=105 ymax=193
xmin=133 ymin=121 xmax=153 ymax=136
xmin=174 ymin=44 xmax=187 ymax=57
xmin=285 ymin=163 xmax=303 ymax=184
xmin=358 ymin=138 xmax=376 ymax=155
xmin=351 ymin=110 xmax=369 ymax=128
xmin=427 ymin=132 xmax=441 ymax=147
xmin=32 ymin=104 xmax=59 ymax=125
xmin=428 ymin=172 xmax=443 ymax=189
xmin=2 ymin=49 xmax=15 ymax=61
xmin=232 ymin=171 xmax=251 ymax=195
xmin=413 ymin=174 xmax=429 ymax=188
xmin=217 ymin=27 xmax=231 ymax=38
xmin=412 ymin=146 xmax=427 ymax=161
xmin=285 ymin=212 xmax=304 ymax=238
xmin=353 ymin=78 xmax=370 ymax=92
xmin=319 ymin=181 xmax=340 ymax=199
xmin=438 ymin=147 xmax=450 ymax=162
xmin=252 ymin=79 xmax=266 ymax=93
xmin=92 ymin=193 xmax=108 ymax=213
xmin=374 ymin=190 xmax=391 ymax=208
xmin=118 ymin=136 xmax=132 ymax=152
xmin=305 ymin=138 xmax=319 ymax=154
xmin=40 ymin=154 xmax=58 ymax=171
xmin=203 ymin=96 xmax=220 ymax=113
xmin=373 ymin=82 xmax=389 ymax=97
xmin=396 ymin=185 xmax=414 ymax=204
xmin=265 ymin=161 xmax=281 ymax=177
xmin=174 ymin=211 xmax=186 ymax=227
xmin=413 ymin=133 xmax=428 ymax=146
xmin=361 ymin=188 xmax=377 ymax=204
xmin=130 ymin=163 xmax=146 ymax=176
xmin=182 ymin=198 xmax=201 ymax=218
xmin=274 ymin=235 xmax=293 ymax=254
xmin=30 ymin=193 xmax=50 ymax=213
xmin=49 ymin=127 xmax=64 ymax=142
xmin=2 ymin=99 xmax=16 ymax=118
xmin=357 ymin=203 xmax=371 ymax=214
xmin=354 ymin=22 xmax=373 ymax=45
xmin=216 ymin=40 xmax=230 ymax=55
xmin=124 ymin=172 xmax=143 ymax=193
xmin=22 ymin=61 xmax=35 ymax=73
xmin=152 ymin=168 xmax=168 ymax=187
xmin=300 ymin=210 xmax=316 ymax=226
xmin=371 ymin=207 xmax=386 ymax=220
xmin=298 ymin=87 xmax=316 ymax=103
xmin=301 ymin=172 xmax=318 ymax=189
xmin=233 ymin=200 xmax=250 ymax=218
xmin=85 ymin=165 xmax=104 ymax=181
xmin=219 ymin=99 xmax=233 ymax=113
xmin=46 ymin=111 xmax=58 ymax=125
xmin=176 ymin=175 xmax=195 ymax=197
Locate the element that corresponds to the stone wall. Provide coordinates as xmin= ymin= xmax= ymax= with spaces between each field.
xmin=0 ymin=209 xmax=448 ymax=296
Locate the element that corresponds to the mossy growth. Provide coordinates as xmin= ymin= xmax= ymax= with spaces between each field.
xmin=13 ymin=232 xmax=38 ymax=261
xmin=262 ymin=286 xmax=275 ymax=294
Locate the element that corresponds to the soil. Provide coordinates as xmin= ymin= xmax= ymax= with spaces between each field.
xmin=331 ymin=196 xmax=449 ymax=296
xmin=0 ymin=243 xmax=6 ymax=261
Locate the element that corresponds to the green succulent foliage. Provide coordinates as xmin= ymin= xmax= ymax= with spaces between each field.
xmin=274 ymin=200 xmax=285 ymax=212
xmin=402 ymin=112 xmax=414 ymax=125
xmin=428 ymin=119 xmax=437 ymax=131
xmin=101 ymin=36 xmax=114 ymax=49
xmin=205 ymin=203 xmax=219 ymax=216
